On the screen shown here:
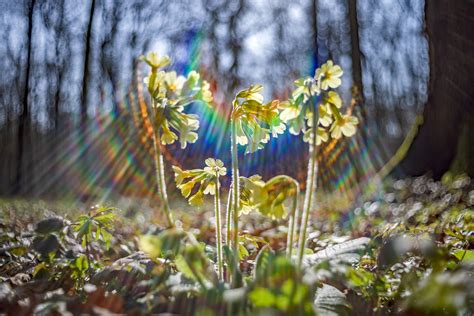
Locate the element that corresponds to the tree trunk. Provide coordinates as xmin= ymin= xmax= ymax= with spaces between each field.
xmin=14 ymin=0 xmax=36 ymax=195
xmin=348 ymin=0 xmax=363 ymax=98
xmin=311 ymin=0 xmax=319 ymax=67
xmin=80 ymin=0 xmax=96 ymax=130
xmin=400 ymin=0 xmax=474 ymax=178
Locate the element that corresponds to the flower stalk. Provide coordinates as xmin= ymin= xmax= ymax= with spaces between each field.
xmin=214 ymin=170 xmax=224 ymax=280
xmin=225 ymin=187 xmax=233 ymax=246
xmin=298 ymin=87 xmax=319 ymax=267
xmin=171 ymin=158 xmax=227 ymax=281
xmin=263 ymin=175 xmax=300 ymax=257
xmin=230 ymin=119 xmax=240 ymax=286
xmin=151 ymin=100 xmax=174 ymax=227
xmin=140 ymin=52 xmax=214 ymax=227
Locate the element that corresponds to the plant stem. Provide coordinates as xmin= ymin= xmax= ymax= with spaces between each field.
xmin=85 ymin=234 xmax=92 ymax=278
xmin=225 ymin=187 xmax=233 ymax=246
xmin=265 ymin=175 xmax=300 ymax=258
xmin=298 ymin=91 xmax=319 ymax=267
xmin=214 ymin=174 xmax=224 ymax=281
xmin=287 ymin=180 xmax=300 ymax=258
xmin=224 ymin=186 xmax=233 ymax=283
xmin=151 ymin=100 xmax=173 ymax=227
xmin=230 ymin=119 xmax=240 ymax=286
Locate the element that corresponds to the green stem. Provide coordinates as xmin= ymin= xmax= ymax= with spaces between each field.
xmin=265 ymin=175 xmax=300 ymax=258
xmin=287 ymin=181 xmax=300 ymax=258
xmin=224 ymin=187 xmax=233 ymax=283
xmin=225 ymin=187 xmax=233 ymax=246
xmin=231 ymin=119 xmax=240 ymax=286
xmin=214 ymin=175 xmax=224 ymax=281
xmin=151 ymin=100 xmax=174 ymax=227
xmin=298 ymin=90 xmax=319 ymax=267
xmin=85 ymin=234 xmax=92 ymax=278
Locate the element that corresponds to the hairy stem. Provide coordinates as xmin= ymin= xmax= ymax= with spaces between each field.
xmin=225 ymin=187 xmax=233 ymax=246
xmin=214 ymin=175 xmax=224 ymax=280
xmin=224 ymin=186 xmax=233 ymax=283
xmin=265 ymin=175 xmax=300 ymax=258
xmin=298 ymin=92 xmax=319 ymax=267
xmin=231 ymin=119 xmax=240 ymax=286
xmin=151 ymin=100 xmax=173 ymax=227
xmin=287 ymin=180 xmax=300 ymax=258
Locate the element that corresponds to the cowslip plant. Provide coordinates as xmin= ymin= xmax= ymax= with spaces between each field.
xmin=228 ymin=85 xmax=283 ymax=285
xmin=237 ymin=175 xmax=300 ymax=257
xmin=280 ymin=60 xmax=359 ymax=266
xmin=172 ymin=158 xmax=227 ymax=280
xmin=141 ymin=52 xmax=213 ymax=227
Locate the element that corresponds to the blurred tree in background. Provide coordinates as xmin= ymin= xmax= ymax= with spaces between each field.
xmin=0 ymin=0 xmax=472 ymax=200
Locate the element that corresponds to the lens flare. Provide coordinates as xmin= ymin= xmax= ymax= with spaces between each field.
xmin=23 ymin=31 xmax=387 ymax=212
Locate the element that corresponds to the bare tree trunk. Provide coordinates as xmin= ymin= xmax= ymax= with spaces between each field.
xmin=400 ymin=0 xmax=474 ymax=178
xmin=348 ymin=0 xmax=363 ymax=99
xmin=77 ymin=0 xmax=96 ymax=192
xmin=228 ymin=0 xmax=244 ymax=93
xmin=311 ymin=0 xmax=319 ymax=65
xmin=80 ymin=0 xmax=96 ymax=130
xmin=14 ymin=0 xmax=36 ymax=195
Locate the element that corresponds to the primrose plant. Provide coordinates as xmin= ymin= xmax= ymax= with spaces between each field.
xmin=172 ymin=158 xmax=227 ymax=280
xmin=279 ymin=60 xmax=359 ymax=266
xmin=238 ymin=174 xmax=300 ymax=257
xmin=139 ymin=52 xmax=358 ymax=288
xmin=227 ymin=85 xmax=286 ymax=282
xmin=140 ymin=53 xmax=213 ymax=227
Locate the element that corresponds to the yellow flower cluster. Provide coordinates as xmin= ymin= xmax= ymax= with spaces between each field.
xmin=140 ymin=53 xmax=214 ymax=149
xmin=279 ymin=60 xmax=358 ymax=145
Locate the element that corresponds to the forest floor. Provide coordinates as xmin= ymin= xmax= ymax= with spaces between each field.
xmin=0 ymin=174 xmax=473 ymax=315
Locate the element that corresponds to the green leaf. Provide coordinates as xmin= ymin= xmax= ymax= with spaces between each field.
xmin=249 ymin=287 xmax=276 ymax=307
xmin=76 ymin=219 xmax=92 ymax=241
xmin=223 ymin=245 xmax=243 ymax=286
xmin=75 ymin=254 xmax=89 ymax=272
xmin=138 ymin=235 xmax=162 ymax=259
xmin=453 ymin=249 xmax=474 ymax=262
xmin=175 ymin=254 xmax=197 ymax=281
xmin=254 ymin=246 xmax=274 ymax=280
xmin=238 ymin=243 xmax=249 ymax=260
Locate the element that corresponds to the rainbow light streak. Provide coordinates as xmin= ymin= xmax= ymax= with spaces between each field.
xmin=22 ymin=31 xmax=387 ymax=213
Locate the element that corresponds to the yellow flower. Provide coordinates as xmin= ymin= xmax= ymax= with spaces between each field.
xmin=140 ymin=52 xmax=171 ymax=70
xmin=233 ymin=85 xmax=282 ymax=153
xmin=171 ymin=166 xmax=187 ymax=186
xmin=292 ymin=78 xmax=320 ymax=101
xmin=303 ymin=126 xmax=329 ymax=145
xmin=318 ymin=105 xmax=333 ymax=127
xmin=204 ymin=158 xmax=226 ymax=177
xmin=330 ymin=115 xmax=359 ymax=139
xmin=173 ymin=158 xmax=227 ymax=205
xmin=188 ymin=190 xmax=204 ymax=206
xmin=200 ymin=80 xmax=213 ymax=103
xmin=143 ymin=71 xmax=165 ymax=96
xmin=322 ymin=91 xmax=342 ymax=108
xmin=315 ymin=60 xmax=343 ymax=90
xmin=161 ymin=123 xmax=178 ymax=145
xmin=164 ymin=71 xmax=186 ymax=94
xmin=187 ymin=70 xmax=200 ymax=82
xmin=235 ymin=84 xmax=264 ymax=103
